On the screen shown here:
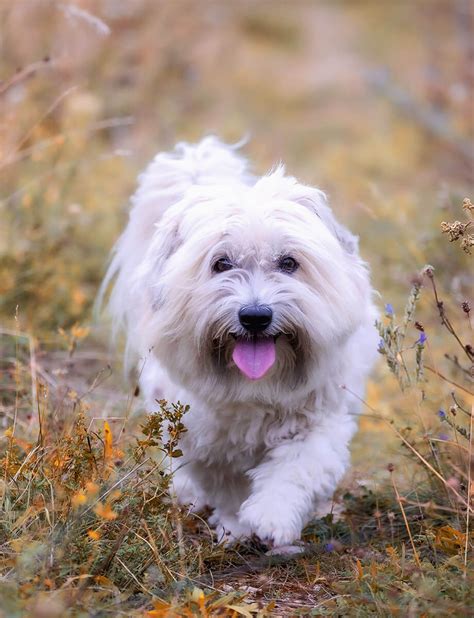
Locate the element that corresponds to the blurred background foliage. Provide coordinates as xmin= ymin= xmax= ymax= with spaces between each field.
xmin=0 ymin=1 xmax=473 ymax=615
xmin=1 ymin=0 xmax=472 ymax=329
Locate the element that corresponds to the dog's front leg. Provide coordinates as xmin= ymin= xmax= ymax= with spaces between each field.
xmin=238 ymin=415 xmax=355 ymax=548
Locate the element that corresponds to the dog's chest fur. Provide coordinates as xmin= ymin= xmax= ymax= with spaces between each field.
xmin=178 ymin=394 xmax=316 ymax=468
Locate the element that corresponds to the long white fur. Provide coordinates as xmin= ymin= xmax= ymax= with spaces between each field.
xmin=103 ymin=136 xmax=379 ymax=549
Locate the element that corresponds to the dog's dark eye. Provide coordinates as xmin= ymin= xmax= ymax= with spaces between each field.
xmin=212 ymin=257 xmax=234 ymax=273
xmin=278 ymin=256 xmax=299 ymax=274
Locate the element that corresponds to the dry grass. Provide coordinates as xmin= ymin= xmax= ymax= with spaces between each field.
xmin=0 ymin=1 xmax=472 ymax=615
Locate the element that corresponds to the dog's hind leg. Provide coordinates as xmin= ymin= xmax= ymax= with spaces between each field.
xmin=171 ymin=463 xmax=208 ymax=512
xmin=195 ymin=467 xmax=253 ymax=544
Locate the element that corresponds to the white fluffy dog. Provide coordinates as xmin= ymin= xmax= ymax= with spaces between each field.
xmin=103 ymin=137 xmax=378 ymax=551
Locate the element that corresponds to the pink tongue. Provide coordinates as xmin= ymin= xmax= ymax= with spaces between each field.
xmin=232 ymin=338 xmax=276 ymax=380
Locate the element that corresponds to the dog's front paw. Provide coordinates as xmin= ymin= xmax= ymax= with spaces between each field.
xmin=208 ymin=511 xmax=253 ymax=545
xmin=238 ymin=494 xmax=302 ymax=547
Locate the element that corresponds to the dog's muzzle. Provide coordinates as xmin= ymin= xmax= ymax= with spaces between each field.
xmin=231 ymin=305 xmax=275 ymax=380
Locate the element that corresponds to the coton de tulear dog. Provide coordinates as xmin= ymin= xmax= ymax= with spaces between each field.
xmin=103 ymin=137 xmax=378 ymax=553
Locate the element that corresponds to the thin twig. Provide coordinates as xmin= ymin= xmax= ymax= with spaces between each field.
xmin=426 ymin=273 xmax=474 ymax=363
xmin=5 ymin=86 xmax=79 ymax=162
xmin=0 ymin=58 xmax=53 ymax=96
xmin=389 ymin=467 xmax=422 ymax=569
xmin=464 ymin=403 xmax=473 ymax=577
xmin=140 ymin=519 xmax=177 ymax=584
xmin=444 ymin=354 xmax=473 ymax=379
xmin=425 ymin=365 xmax=473 ymax=396
xmin=115 ymin=555 xmax=154 ymax=595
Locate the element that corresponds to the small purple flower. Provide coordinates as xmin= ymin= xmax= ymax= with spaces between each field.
xmin=324 ymin=542 xmax=335 ymax=552
xmin=417 ymin=332 xmax=427 ymax=345
xmin=377 ymin=338 xmax=385 ymax=352
xmin=438 ymin=409 xmax=446 ymax=419
xmin=385 ymin=303 xmax=394 ymax=317
xmin=439 ymin=433 xmax=449 ymax=441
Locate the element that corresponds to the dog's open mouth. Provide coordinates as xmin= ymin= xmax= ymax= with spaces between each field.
xmin=232 ymin=336 xmax=276 ymax=380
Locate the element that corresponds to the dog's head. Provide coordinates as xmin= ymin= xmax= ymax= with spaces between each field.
xmin=135 ymin=168 xmax=372 ymax=401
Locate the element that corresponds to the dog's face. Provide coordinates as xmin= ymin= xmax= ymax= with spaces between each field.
xmin=139 ymin=172 xmax=371 ymax=400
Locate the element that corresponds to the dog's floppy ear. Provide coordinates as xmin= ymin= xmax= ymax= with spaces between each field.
xmin=149 ymin=217 xmax=182 ymax=276
xmin=136 ymin=215 xmax=183 ymax=308
xmin=281 ymin=177 xmax=359 ymax=255
xmin=295 ymin=191 xmax=359 ymax=255
xmin=261 ymin=169 xmax=359 ymax=254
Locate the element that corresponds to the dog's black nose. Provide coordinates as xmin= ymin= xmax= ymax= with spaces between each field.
xmin=239 ymin=305 xmax=273 ymax=332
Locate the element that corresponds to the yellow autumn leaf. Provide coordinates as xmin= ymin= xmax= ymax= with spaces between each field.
xmin=72 ymin=492 xmax=87 ymax=508
xmin=188 ymin=587 xmax=207 ymax=613
xmin=147 ymin=600 xmax=174 ymax=617
xmin=386 ymin=545 xmax=397 ymax=557
xmin=85 ymin=481 xmax=99 ymax=496
xmin=71 ymin=324 xmax=90 ymax=340
xmin=94 ymin=502 xmax=118 ymax=521
xmin=94 ymin=575 xmax=113 ymax=586
xmin=191 ymin=587 xmax=205 ymax=604
xmin=434 ymin=525 xmax=466 ymax=555
xmin=225 ymin=604 xmax=260 ymax=617
xmin=103 ymin=421 xmax=113 ymax=460
xmin=71 ymin=288 xmax=86 ymax=308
